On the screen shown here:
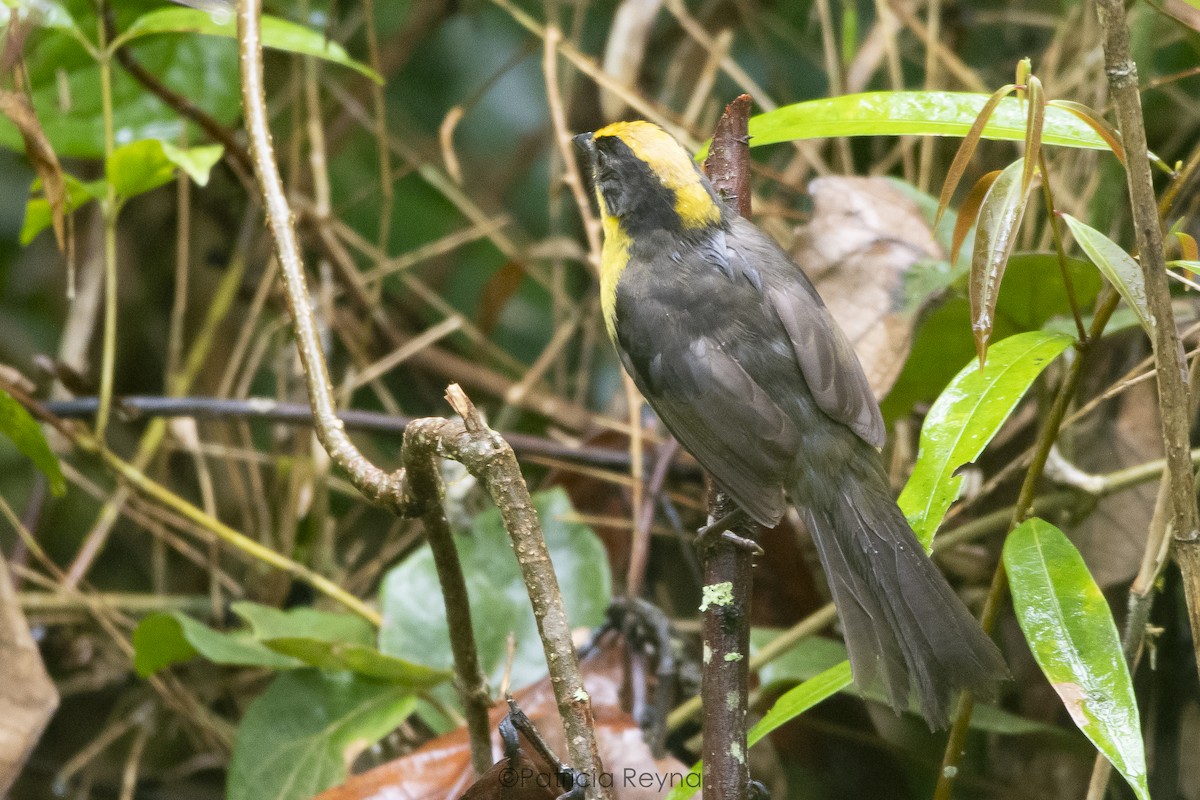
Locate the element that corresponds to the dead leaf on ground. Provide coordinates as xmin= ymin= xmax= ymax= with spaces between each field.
xmin=790 ymin=177 xmax=943 ymax=399
xmin=315 ymin=634 xmax=686 ymax=800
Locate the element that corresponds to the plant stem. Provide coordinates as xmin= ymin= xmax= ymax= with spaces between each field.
xmin=95 ymin=11 xmax=117 ymax=444
xmin=1095 ymin=0 xmax=1200 ymax=674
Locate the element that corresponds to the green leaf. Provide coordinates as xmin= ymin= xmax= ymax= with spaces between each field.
xmin=227 ymin=670 xmax=416 ymax=800
xmin=379 ymin=488 xmax=612 ymax=691
xmin=1061 ymin=214 xmax=1154 ymax=336
xmin=113 ymin=7 xmax=383 ymax=84
xmin=0 ymin=31 xmax=241 ymax=158
xmin=262 ymin=638 xmax=451 ymax=688
xmin=231 ymin=601 xmax=375 ymax=646
xmin=21 ymin=174 xmax=104 ymax=245
xmin=1170 ymin=259 xmax=1200 ymax=274
xmin=750 ymin=631 xmax=1063 ymax=737
xmin=664 ymin=662 xmax=853 ymax=800
xmin=0 ymin=0 xmax=80 ymax=33
xmin=132 ymin=611 xmax=300 ymax=677
xmin=0 ymin=388 xmax=65 ymax=495
xmin=898 ymin=331 xmax=1073 ymax=548
xmin=1004 ymin=519 xmax=1150 ymax=800
xmin=729 ymin=92 xmax=1114 ymax=157
xmin=107 ymin=139 xmax=222 ymax=200
xmin=969 ymin=158 xmax=1035 ymax=363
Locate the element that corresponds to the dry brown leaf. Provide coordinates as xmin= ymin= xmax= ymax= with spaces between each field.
xmin=0 ymin=556 xmax=59 ymax=793
xmin=315 ymin=635 xmax=685 ymax=800
xmin=0 ymin=89 xmax=69 ymax=252
xmin=790 ymin=176 xmax=943 ymax=399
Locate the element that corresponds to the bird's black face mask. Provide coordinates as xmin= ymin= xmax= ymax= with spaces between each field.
xmin=574 ymin=131 xmax=683 ymax=235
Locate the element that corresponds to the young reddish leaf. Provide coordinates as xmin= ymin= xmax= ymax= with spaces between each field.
xmin=1022 ymin=76 xmax=1045 ymax=194
xmin=1047 ymin=100 xmax=1126 ymax=167
xmin=951 ymin=169 xmax=1002 ymax=266
xmin=1173 ymin=230 xmax=1199 ymax=262
xmin=934 ymin=84 xmax=1017 ymax=229
xmin=970 ymin=158 xmax=1035 ymax=364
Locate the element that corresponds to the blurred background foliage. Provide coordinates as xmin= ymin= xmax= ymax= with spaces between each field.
xmin=1 ymin=0 xmax=1199 ymax=798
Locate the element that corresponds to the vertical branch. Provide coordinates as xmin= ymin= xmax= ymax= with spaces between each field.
xmin=1095 ymin=0 xmax=1200 ymax=669
xmin=698 ymin=95 xmax=756 ymax=800
xmin=443 ymin=387 xmax=610 ymax=800
xmin=402 ymin=425 xmax=494 ymax=777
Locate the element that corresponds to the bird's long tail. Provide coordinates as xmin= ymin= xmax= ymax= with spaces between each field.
xmin=797 ymin=464 xmax=1008 ymax=729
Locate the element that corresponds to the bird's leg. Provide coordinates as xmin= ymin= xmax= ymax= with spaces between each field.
xmin=696 ymin=508 xmax=763 ymax=555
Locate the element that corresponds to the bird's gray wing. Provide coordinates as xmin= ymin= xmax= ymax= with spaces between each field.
xmin=614 ymin=308 xmax=795 ymax=528
xmin=726 ymin=218 xmax=886 ymax=448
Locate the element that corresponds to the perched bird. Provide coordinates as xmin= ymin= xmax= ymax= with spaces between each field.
xmin=574 ymin=120 xmax=1008 ymax=728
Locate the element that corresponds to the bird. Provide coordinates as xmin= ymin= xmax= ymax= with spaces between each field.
xmin=574 ymin=120 xmax=1008 ymax=729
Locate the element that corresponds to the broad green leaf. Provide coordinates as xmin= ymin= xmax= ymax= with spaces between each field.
xmin=970 ymin=158 xmax=1035 ymax=363
xmin=883 ymin=253 xmax=1101 ymax=420
xmin=664 ymin=662 xmax=853 ymax=800
xmin=0 ymin=0 xmax=79 ymax=33
xmin=227 ymin=670 xmax=416 ymax=800
xmin=0 ymin=32 xmax=240 ymax=158
xmin=0 ymin=388 xmax=65 ymax=495
xmin=733 ymin=92 xmax=1115 ymax=156
xmin=107 ymin=139 xmax=222 ymax=200
xmin=132 ymin=611 xmax=300 ymax=677
xmin=379 ymin=488 xmax=612 ymax=691
xmin=262 ymin=638 xmax=450 ymax=688
xmin=898 ymin=331 xmax=1073 ymax=548
xmin=1061 ymin=214 xmax=1154 ymax=336
xmin=1004 ymin=519 xmax=1150 ymax=800
xmin=21 ymin=174 xmax=104 ymax=245
xmin=113 ymin=7 xmax=382 ymax=84
xmin=231 ymin=601 xmax=375 ymax=646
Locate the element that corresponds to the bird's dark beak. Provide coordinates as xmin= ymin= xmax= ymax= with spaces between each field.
xmin=573 ymin=132 xmax=595 ymax=161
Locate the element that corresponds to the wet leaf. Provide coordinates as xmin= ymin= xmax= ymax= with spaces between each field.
xmin=0 ymin=388 xmax=65 ymax=495
xmin=1004 ymin=519 xmax=1150 ymax=800
xmin=734 ymin=92 xmax=1115 ymax=155
xmin=897 ymin=331 xmax=1073 ymax=548
xmin=113 ymin=7 xmax=382 ymax=84
xmin=1061 ymin=214 xmax=1154 ymax=336
xmin=227 ymin=670 xmax=417 ymax=800
xmin=970 ymin=158 xmax=1035 ymax=363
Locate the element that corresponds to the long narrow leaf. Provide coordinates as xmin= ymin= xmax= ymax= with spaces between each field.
xmin=1022 ymin=77 xmax=1045 ymax=194
xmin=952 ymin=169 xmax=1001 ymax=266
xmin=897 ymin=331 xmax=1073 ymax=548
xmin=1048 ymin=100 xmax=1127 ymax=167
xmin=970 ymin=158 xmax=1036 ymax=363
xmin=742 ymin=92 xmax=1113 ymax=151
xmin=935 ymin=84 xmax=1016 ymax=229
xmin=1060 ymin=214 xmax=1154 ymax=336
xmin=1004 ymin=519 xmax=1150 ymax=800
xmin=663 ymin=662 xmax=853 ymax=800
